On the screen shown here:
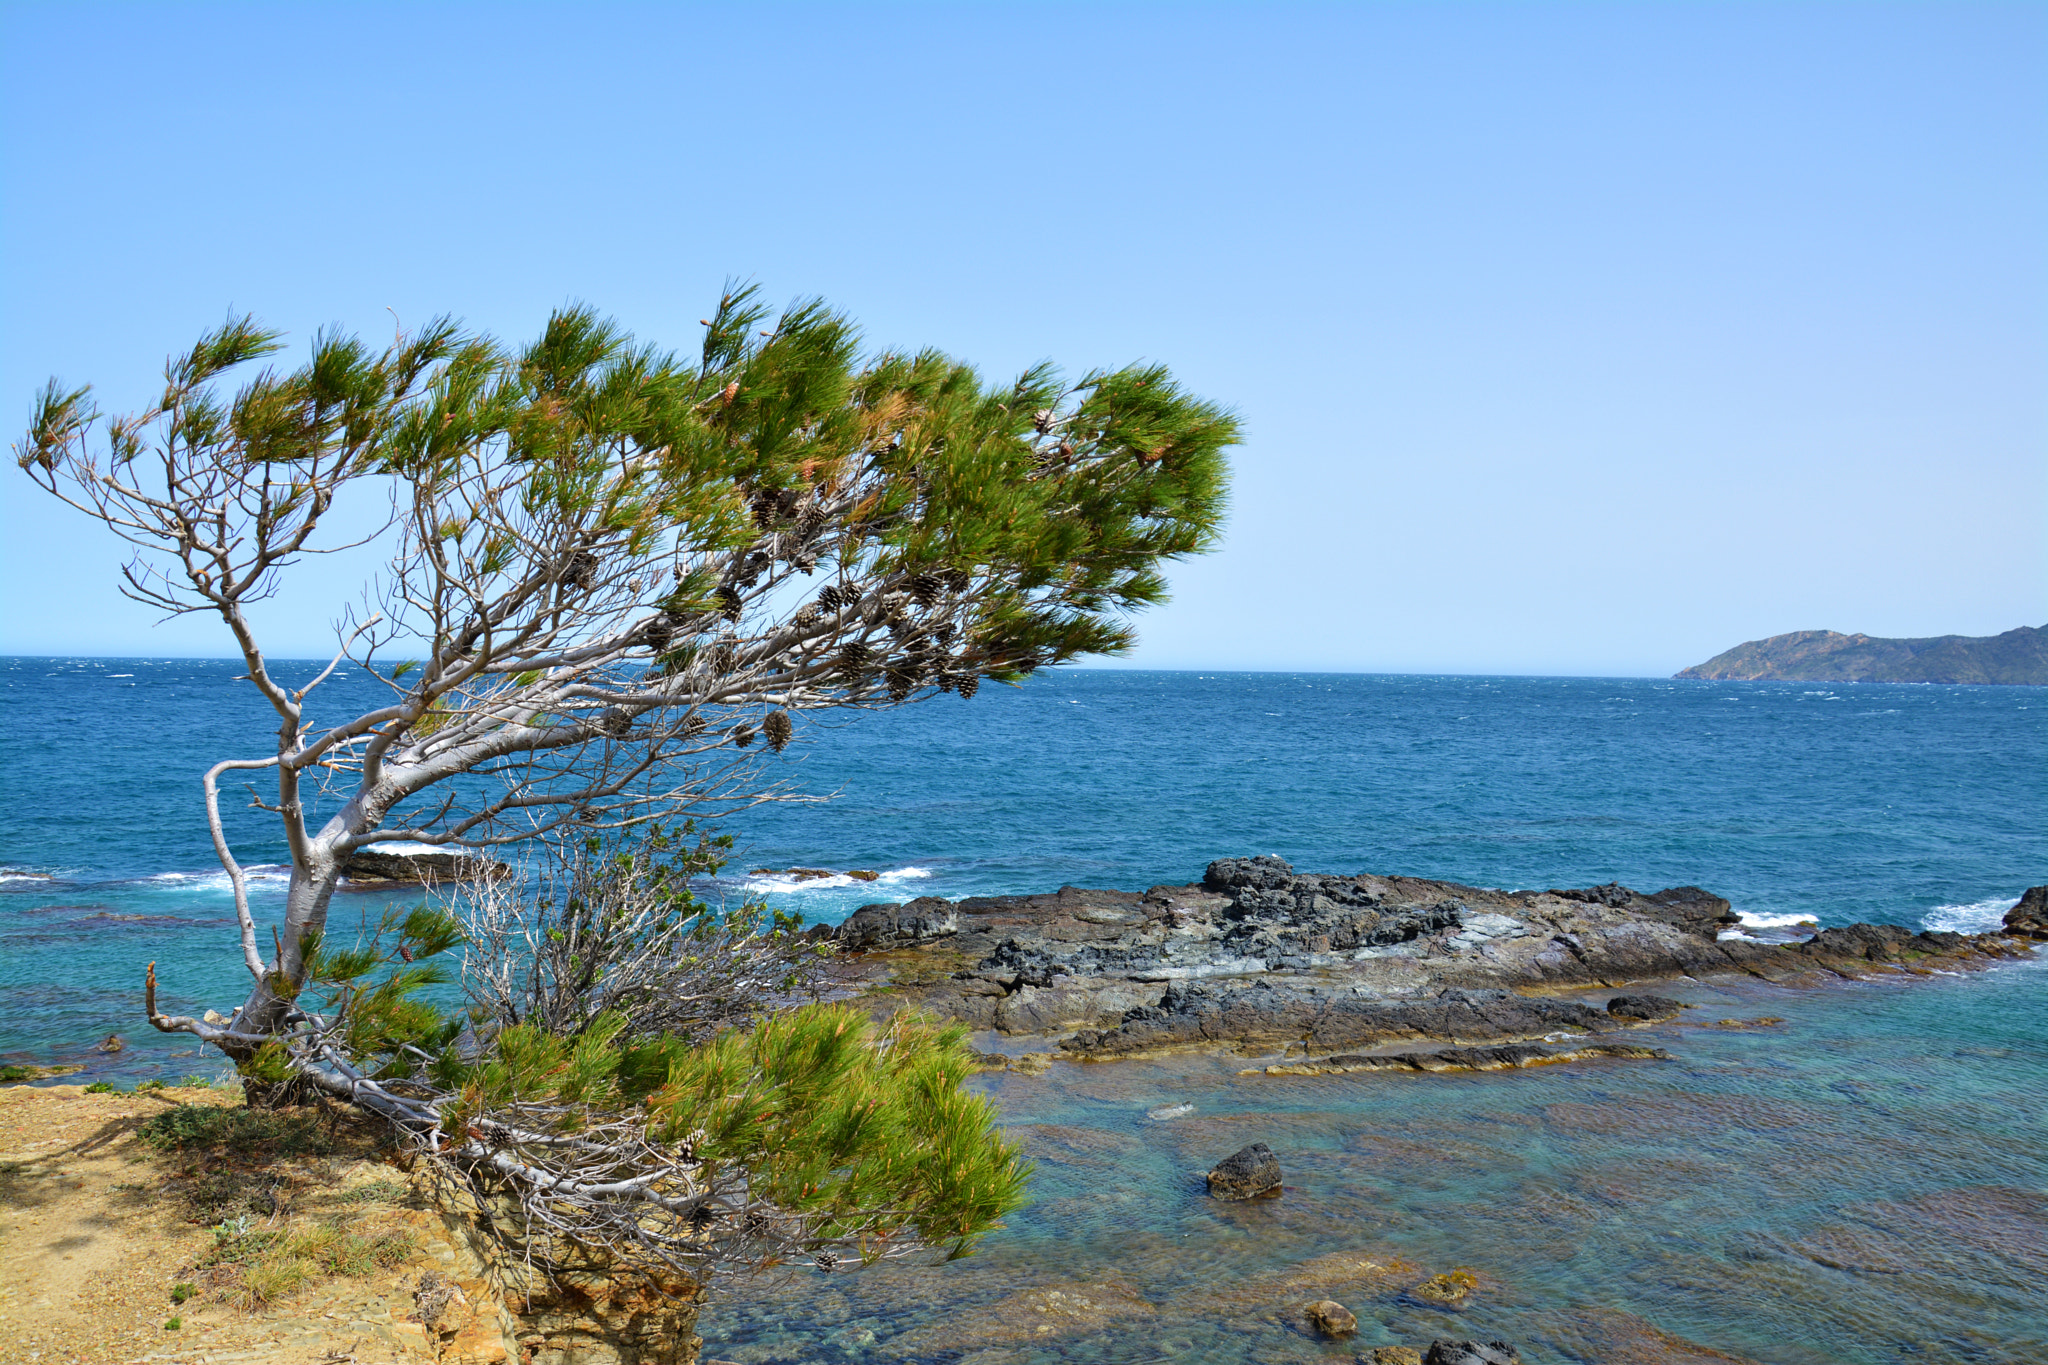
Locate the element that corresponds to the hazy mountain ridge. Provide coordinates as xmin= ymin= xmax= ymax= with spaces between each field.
xmin=1677 ymin=625 xmax=2047 ymax=684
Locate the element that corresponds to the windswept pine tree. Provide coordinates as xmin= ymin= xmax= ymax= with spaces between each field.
xmin=14 ymin=286 xmax=1236 ymax=1289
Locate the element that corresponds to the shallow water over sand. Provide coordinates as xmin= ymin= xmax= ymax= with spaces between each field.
xmin=701 ymin=963 xmax=2048 ymax=1365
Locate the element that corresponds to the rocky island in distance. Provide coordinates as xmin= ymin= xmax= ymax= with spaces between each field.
xmin=1676 ymin=623 xmax=2046 ymax=684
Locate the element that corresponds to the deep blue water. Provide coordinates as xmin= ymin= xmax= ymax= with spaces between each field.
xmin=2 ymin=658 xmax=2044 ymax=1362
xmin=0 ymin=658 xmax=2040 ymax=1066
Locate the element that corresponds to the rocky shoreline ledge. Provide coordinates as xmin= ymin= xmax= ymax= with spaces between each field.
xmin=828 ymin=858 xmax=2044 ymax=1063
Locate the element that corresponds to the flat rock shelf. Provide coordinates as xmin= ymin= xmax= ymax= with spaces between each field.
xmin=826 ymin=857 xmax=2041 ymax=1061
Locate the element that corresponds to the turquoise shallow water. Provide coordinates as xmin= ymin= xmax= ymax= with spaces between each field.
xmin=1 ymin=659 xmax=2043 ymax=1360
xmin=705 ymin=964 xmax=2048 ymax=1365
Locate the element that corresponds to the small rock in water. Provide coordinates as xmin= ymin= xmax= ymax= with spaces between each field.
xmin=1425 ymin=1341 xmax=1520 ymax=1365
xmin=1406 ymin=1269 xmax=1477 ymax=1308
xmin=1207 ymin=1142 xmax=1282 ymax=1200
xmin=95 ymin=1033 xmax=124 ymax=1053
xmin=1605 ymin=993 xmax=1683 ymax=1022
xmin=1146 ymin=1101 xmax=1195 ymax=1121
xmin=1366 ymin=1350 xmax=1424 ymax=1365
xmin=847 ymin=869 xmax=880 ymax=881
xmin=1010 ymin=1052 xmax=1054 ymax=1075
xmin=1305 ymin=1299 xmax=1356 ymax=1337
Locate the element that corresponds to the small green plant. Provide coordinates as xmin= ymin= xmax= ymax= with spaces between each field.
xmin=137 ymin=1078 xmax=167 ymax=1092
xmin=334 ymin=1178 xmax=408 ymax=1206
xmin=195 ymin=1217 xmax=414 ymax=1310
xmin=137 ymin=1104 xmax=332 ymax=1157
xmin=0 ymin=1064 xmax=31 ymax=1083
xmin=83 ymin=1081 xmax=117 ymax=1093
xmin=170 ymin=1282 xmax=195 ymax=1304
xmin=175 ymin=1074 xmax=219 ymax=1089
xmin=164 ymin=1316 xmax=182 ymax=1330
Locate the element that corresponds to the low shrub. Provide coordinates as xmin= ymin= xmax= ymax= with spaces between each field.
xmin=137 ymin=1104 xmax=333 ymax=1158
xmin=197 ymin=1217 xmax=414 ymax=1311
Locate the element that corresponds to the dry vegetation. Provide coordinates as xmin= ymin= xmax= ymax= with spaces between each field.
xmin=1 ymin=1082 xmax=509 ymax=1363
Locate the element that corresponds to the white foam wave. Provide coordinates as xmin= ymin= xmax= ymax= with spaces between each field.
xmin=1737 ymin=910 xmax=1820 ymax=929
xmin=145 ymin=863 xmax=292 ymax=890
xmin=1922 ymin=896 xmax=2017 ymax=935
xmin=743 ymin=866 xmax=933 ymax=895
xmin=0 ymin=871 xmax=55 ymax=884
xmin=360 ymin=841 xmax=462 ymax=854
xmin=878 ymin=867 xmax=933 ymax=882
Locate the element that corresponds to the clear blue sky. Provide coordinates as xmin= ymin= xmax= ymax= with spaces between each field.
xmin=2 ymin=2 xmax=2041 ymax=675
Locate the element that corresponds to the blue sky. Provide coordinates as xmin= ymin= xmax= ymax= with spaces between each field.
xmin=1 ymin=2 xmax=2041 ymax=674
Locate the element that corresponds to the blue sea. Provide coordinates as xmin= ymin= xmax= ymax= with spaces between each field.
xmin=2 ymin=659 xmax=2044 ymax=1363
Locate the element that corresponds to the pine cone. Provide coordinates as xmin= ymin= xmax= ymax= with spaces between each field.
xmin=642 ymin=615 xmax=676 ymax=651
xmin=838 ymin=642 xmax=872 ymax=676
xmin=717 ymin=586 xmax=742 ymax=622
xmin=731 ymin=724 xmax=755 ymax=748
xmin=563 ymin=549 xmax=600 ymax=592
xmin=763 ymin=709 xmax=793 ymax=752
xmin=750 ymin=489 xmax=779 ymax=529
xmin=908 ymin=571 xmax=944 ymax=607
xmin=1032 ymin=408 xmax=1055 ymax=433
xmin=599 ymin=707 xmax=630 ymax=738
xmin=886 ymin=666 xmax=914 ymax=702
xmin=956 ymin=672 xmax=981 ymax=700
xmin=943 ymin=569 xmax=971 ymax=592
xmin=817 ymin=583 xmax=844 ymax=610
xmin=792 ymin=603 xmax=823 ymax=628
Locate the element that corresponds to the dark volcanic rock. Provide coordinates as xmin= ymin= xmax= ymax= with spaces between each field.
xmin=1062 ymin=983 xmax=1626 ymax=1058
xmin=341 ymin=848 xmax=504 ymax=884
xmin=1788 ymin=922 xmax=1964 ymax=964
xmin=843 ymin=855 xmax=2033 ymax=1052
xmin=1605 ymin=993 xmax=1683 ymax=1022
xmin=1636 ymin=885 xmax=1740 ymax=937
xmin=1426 ymin=1342 xmax=1521 ymax=1365
xmin=1207 ymin=1142 xmax=1282 ymax=1201
xmin=838 ymin=897 xmax=959 ymax=950
xmin=2006 ymin=886 xmax=2048 ymax=941
xmin=1550 ymin=882 xmax=1737 ymax=938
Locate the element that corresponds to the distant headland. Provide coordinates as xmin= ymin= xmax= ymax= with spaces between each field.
xmin=1677 ymin=625 xmax=2047 ymax=685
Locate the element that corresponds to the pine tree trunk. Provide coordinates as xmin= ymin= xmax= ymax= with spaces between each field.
xmin=228 ymin=838 xmax=345 ymax=1093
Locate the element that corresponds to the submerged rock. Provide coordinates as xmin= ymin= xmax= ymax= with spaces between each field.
xmin=1305 ymin=1299 xmax=1356 ymax=1337
xmin=1426 ymin=1342 xmax=1520 ymax=1365
xmin=1252 ymin=1040 xmax=1669 ymax=1077
xmin=1366 ymin=1350 xmax=1425 ymax=1365
xmin=1207 ymin=1142 xmax=1282 ymax=1201
xmin=1406 ymin=1269 xmax=1478 ymax=1309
